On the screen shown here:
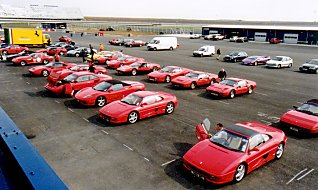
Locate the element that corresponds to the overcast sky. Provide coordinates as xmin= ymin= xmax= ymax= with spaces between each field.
xmin=2 ymin=0 xmax=318 ymax=22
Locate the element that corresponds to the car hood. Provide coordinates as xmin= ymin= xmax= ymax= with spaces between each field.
xmin=67 ymin=50 xmax=78 ymax=54
xmin=29 ymin=65 xmax=48 ymax=71
xmin=172 ymin=76 xmax=193 ymax=83
xmin=207 ymin=83 xmax=232 ymax=92
xmin=183 ymin=140 xmax=242 ymax=175
xmin=281 ymin=110 xmax=318 ymax=130
xmin=75 ymin=87 xmax=98 ymax=98
xmin=100 ymin=101 xmax=136 ymax=116
xmin=301 ymin=63 xmax=318 ymax=68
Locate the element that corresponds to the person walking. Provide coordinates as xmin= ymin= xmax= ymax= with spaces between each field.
xmin=99 ymin=44 xmax=104 ymax=52
xmin=81 ymin=48 xmax=87 ymax=62
xmin=89 ymin=44 xmax=95 ymax=61
xmin=218 ymin=69 xmax=227 ymax=81
xmin=216 ymin=48 xmax=221 ymax=60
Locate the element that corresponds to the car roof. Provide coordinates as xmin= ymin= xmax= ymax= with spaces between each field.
xmin=225 ymin=77 xmax=243 ymax=81
xmin=71 ymin=71 xmax=95 ymax=76
xmin=103 ymin=80 xmax=127 ymax=85
xmin=225 ymin=124 xmax=259 ymax=138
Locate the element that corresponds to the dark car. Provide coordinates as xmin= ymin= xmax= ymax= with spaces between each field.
xmin=115 ymin=39 xmax=133 ymax=46
xmin=49 ymin=42 xmax=67 ymax=48
xmin=62 ymin=44 xmax=78 ymax=51
xmin=223 ymin=51 xmax=248 ymax=62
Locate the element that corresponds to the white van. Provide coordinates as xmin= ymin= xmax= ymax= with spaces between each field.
xmin=193 ymin=45 xmax=215 ymax=57
xmin=147 ymin=36 xmax=178 ymax=51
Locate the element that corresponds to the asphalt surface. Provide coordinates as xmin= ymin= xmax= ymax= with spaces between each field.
xmin=0 ymin=32 xmax=317 ymax=190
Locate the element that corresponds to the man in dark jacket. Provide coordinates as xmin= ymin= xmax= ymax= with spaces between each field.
xmin=218 ymin=69 xmax=227 ymax=81
xmin=81 ymin=48 xmax=87 ymax=62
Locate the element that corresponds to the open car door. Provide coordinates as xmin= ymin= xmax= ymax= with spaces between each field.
xmin=195 ymin=118 xmax=211 ymax=141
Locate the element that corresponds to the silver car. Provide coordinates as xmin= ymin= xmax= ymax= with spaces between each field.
xmin=299 ymin=59 xmax=318 ymax=74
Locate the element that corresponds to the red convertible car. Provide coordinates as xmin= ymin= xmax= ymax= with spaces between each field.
xmin=99 ymin=91 xmax=178 ymax=124
xmin=75 ymin=80 xmax=146 ymax=107
xmin=47 ymin=64 xmax=107 ymax=84
xmin=206 ymin=78 xmax=256 ymax=99
xmin=171 ymin=71 xmax=219 ymax=89
xmin=37 ymin=47 xmax=68 ymax=56
xmin=106 ymin=56 xmax=144 ymax=69
xmin=183 ymin=118 xmax=287 ymax=184
xmin=12 ymin=53 xmax=54 ymax=66
xmin=147 ymin=66 xmax=192 ymax=83
xmin=241 ymin=56 xmax=271 ymax=66
xmin=44 ymin=71 xmax=112 ymax=96
xmin=28 ymin=62 xmax=76 ymax=77
xmin=0 ymin=45 xmax=29 ymax=55
xmin=116 ymin=61 xmax=161 ymax=76
xmin=59 ymin=36 xmax=72 ymax=43
xmin=94 ymin=52 xmax=124 ymax=64
xmin=280 ymin=99 xmax=318 ymax=134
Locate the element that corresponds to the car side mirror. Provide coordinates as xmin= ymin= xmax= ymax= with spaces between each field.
xmin=293 ymin=105 xmax=298 ymax=109
xmin=250 ymin=147 xmax=259 ymax=152
xmin=141 ymin=102 xmax=148 ymax=106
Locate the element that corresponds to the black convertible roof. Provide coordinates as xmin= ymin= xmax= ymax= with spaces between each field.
xmin=225 ymin=124 xmax=259 ymax=137
xmin=307 ymin=99 xmax=318 ymax=105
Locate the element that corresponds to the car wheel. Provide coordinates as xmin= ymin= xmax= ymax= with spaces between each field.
xmin=95 ymin=96 xmax=107 ymax=107
xmin=165 ymin=102 xmax=175 ymax=114
xmin=210 ymin=78 xmax=216 ymax=84
xmin=278 ymin=64 xmax=281 ymax=69
xmin=127 ymin=111 xmax=139 ymax=124
xmin=229 ymin=90 xmax=235 ymax=99
xmin=75 ymin=53 xmax=79 ymax=57
xmin=190 ymin=82 xmax=197 ymax=90
xmin=129 ymin=44 xmax=132 ymax=48
xmin=131 ymin=69 xmax=137 ymax=76
xmin=316 ymin=69 xmax=318 ymax=74
xmin=288 ymin=63 xmax=292 ymax=68
xmin=234 ymin=164 xmax=246 ymax=183
xmin=43 ymin=59 xmax=49 ymax=64
xmin=275 ymin=143 xmax=284 ymax=159
xmin=119 ymin=63 xmax=124 ymax=67
xmin=200 ymin=54 xmax=203 ymax=57
xmin=233 ymin=59 xmax=237 ymax=63
xmin=169 ymin=47 xmax=173 ymax=51
xmin=42 ymin=70 xmax=49 ymax=77
xmin=254 ymin=62 xmax=258 ymax=66
xmin=2 ymin=50 xmax=8 ymax=55
xmin=59 ymin=51 xmax=64 ymax=56
xmin=97 ymin=71 xmax=103 ymax=74
xmin=153 ymin=47 xmax=157 ymax=51
xmin=165 ymin=75 xmax=171 ymax=83
xmin=248 ymin=86 xmax=253 ymax=94
xmin=139 ymin=44 xmax=142 ymax=47
xmin=20 ymin=60 xmax=27 ymax=66
xmin=152 ymin=67 xmax=158 ymax=72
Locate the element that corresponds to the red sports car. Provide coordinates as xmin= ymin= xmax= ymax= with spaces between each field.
xmin=28 ymin=62 xmax=76 ymax=77
xmin=206 ymin=78 xmax=256 ymax=99
xmin=0 ymin=45 xmax=29 ymax=55
xmin=183 ymin=118 xmax=287 ymax=184
xmin=12 ymin=53 xmax=54 ymax=66
xmin=147 ymin=66 xmax=192 ymax=83
xmin=124 ymin=40 xmax=145 ymax=47
xmin=75 ymin=80 xmax=146 ymax=107
xmin=116 ymin=61 xmax=161 ymax=76
xmin=109 ymin=39 xmax=122 ymax=45
xmin=269 ymin=38 xmax=282 ymax=44
xmin=99 ymin=91 xmax=178 ymax=124
xmin=47 ymin=64 xmax=107 ymax=84
xmin=280 ymin=99 xmax=318 ymax=134
xmin=94 ymin=52 xmax=124 ymax=64
xmin=171 ymin=71 xmax=219 ymax=89
xmin=241 ymin=56 xmax=271 ymax=66
xmin=106 ymin=56 xmax=144 ymax=69
xmin=37 ymin=47 xmax=68 ymax=56
xmin=59 ymin=36 xmax=72 ymax=43
xmin=44 ymin=71 xmax=112 ymax=96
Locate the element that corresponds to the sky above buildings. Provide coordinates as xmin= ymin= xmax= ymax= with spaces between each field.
xmin=2 ymin=0 xmax=318 ymax=22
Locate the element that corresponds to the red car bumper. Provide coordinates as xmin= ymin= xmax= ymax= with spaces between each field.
xmin=147 ymin=75 xmax=166 ymax=82
xmin=44 ymin=83 xmax=65 ymax=95
xmin=99 ymin=112 xmax=127 ymax=124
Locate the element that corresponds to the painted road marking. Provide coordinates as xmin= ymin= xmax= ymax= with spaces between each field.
xmin=101 ymin=130 xmax=109 ymax=135
xmin=123 ymin=144 xmax=133 ymax=151
xmin=161 ymin=159 xmax=177 ymax=166
xmin=286 ymin=168 xmax=309 ymax=184
xmin=218 ymin=100 xmax=229 ymax=105
xmin=296 ymin=169 xmax=314 ymax=181
xmin=26 ymin=82 xmax=30 ymax=85
xmin=255 ymin=92 xmax=268 ymax=96
xmin=143 ymin=157 xmax=150 ymax=162
xmin=68 ymin=108 xmax=74 ymax=113
xmin=260 ymin=120 xmax=272 ymax=125
xmin=82 ymin=117 xmax=89 ymax=123
xmin=55 ymin=100 xmax=61 ymax=104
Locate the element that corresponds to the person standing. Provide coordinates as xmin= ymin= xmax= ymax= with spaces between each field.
xmin=54 ymin=53 xmax=60 ymax=62
xmin=99 ymin=44 xmax=104 ymax=52
xmin=218 ymin=69 xmax=227 ymax=81
xmin=89 ymin=44 xmax=95 ymax=61
xmin=81 ymin=48 xmax=87 ymax=62
xmin=216 ymin=48 xmax=221 ymax=60
xmin=88 ymin=61 xmax=95 ymax=73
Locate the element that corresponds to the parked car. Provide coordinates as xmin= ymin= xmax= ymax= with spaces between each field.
xmin=0 ymin=45 xmax=29 ymax=55
xmin=86 ymin=51 xmax=110 ymax=62
xmin=44 ymin=72 xmax=112 ymax=96
xmin=94 ymin=52 xmax=124 ymax=64
xmin=117 ymin=61 xmax=160 ymax=76
xmin=28 ymin=62 xmax=76 ymax=77
xmin=0 ymin=43 xmax=9 ymax=48
xmin=189 ymin=34 xmax=201 ymax=39
xmin=106 ymin=56 xmax=144 ymax=69
xmin=99 ymin=91 xmax=178 ymax=124
xmin=236 ymin=37 xmax=248 ymax=43
xmin=75 ymin=80 xmax=146 ymax=107
xmin=206 ymin=78 xmax=256 ymax=99
xmin=109 ymin=39 xmax=122 ymax=45
xmin=171 ymin=71 xmax=219 ymax=89
xmin=299 ymin=59 xmax=318 ymax=73
xmin=280 ymin=99 xmax=318 ymax=134
xmin=124 ymin=40 xmax=145 ymax=47
xmin=12 ymin=53 xmax=54 ymax=66
xmin=58 ymin=36 xmax=72 ymax=43
xmin=265 ymin=56 xmax=293 ymax=68
xmin=241 ymin=56 xmax=271 ymax=66
xmin=37 ymin=47 xmax=68 ymax=56
xmin=229 ymin=36 xmax=239 ymax=42
xmin=49 ymin=42 xmax=67 ymax=48
xmin=147 ymin=66 xmax=192 ymax=83
xmin=147 ymin=36 xmax=178 ymax=51
xmin=183 ymin=118 xmax=286 ymax=184
xmin=211 ymin=34 xmax=225 ymax=40
xmin=223 ymin=51 xmax=248 ymax=62
xmin=269 ymin=38 xmax=282 ymax=44
xmin=0 ymin=50 xmax=34 ymax=62
xmin=114 ymin=39 xmax=133 ymax=46
xmin=62 ymin=44 xmax=78 ymax=51
xmin=193 ymin=45 xmax=215 ymax=57
xmin=66 ymin=47 xmax=96 ymax=57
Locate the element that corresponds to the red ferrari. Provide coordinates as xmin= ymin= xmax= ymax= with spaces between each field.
xmin=75 ymin=80 xmax=146 ymax=107
xmin=116 ymin=61 xmax=161 ymax=76
xmin=99 ymin=91 xmax=178 ymax=124
xmin=280 ymin=99 xmax=318 ymax=134
xmin=0 ymin=45 xmax=29 ymax=55
xmin=147 ymin=66 xmax=192 ymax=83
xmin=171 ymin=71 xmax=219 ymax=89
xmin=12 ymin=53 xmax=54 ymax=66
xmin=37 ymin=47 xmax=68 ymax=56
xmin=106 ymin=56 xmax=144 ymax=69
xmin=183 ymin=118 xmax=287 ymax=184
xmin=206 ymin=78 xmax=256 ymax=99
xmin=47 ymin=64 xmax=107 ymax=84
xmin=44 ymin=71 xmax=112 ymax=96
xmin=94 ymin=52 xmax=124 ymax=64
xmin=28 ymin=62 xmax=76 ymax=77
xmin=59 ymin=36 xmax=72 ymax=43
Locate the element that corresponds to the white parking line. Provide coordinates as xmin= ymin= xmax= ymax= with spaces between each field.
xmin=123 ymin=144 xmax=133 ymax=151
xmin=68 ymin=108 xmax=74 ymax=113
xmin=218 ymin=101 xmax=229 ymax=105
xmin=296 ymin=169 xmax=314 ymax=181
xmin=161 ymin=159 xmax=177 ymax=166
xmin=260 ymin=120 xmax=272 ymax=125
xmin=143 ymin=157 xmax=150 ymax=162
xmin=257 ymin=112 xmax=268 ymax=117
xmin=34 ymin=87 xmax=38 ymax=90
xmin=101 ymin=130 xmax=109 ymax=135
xmin=286 ymin=168 xmax=307 ymax=184
xmin=255 ymin=92 xmax=268 ymax=96
xmin=82 ymin=117 xmax=89 ymax=122
xmin=26 ymin=82 xmax=30 ymax=85
xmin=296 ymin=102 xmax=303 ymax=104
xmin=55 ymin=100 xmax=61 ymax=104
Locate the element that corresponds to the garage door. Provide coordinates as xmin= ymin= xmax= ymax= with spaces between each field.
xmin=254 ymin=32 xmax=267 ymax=42
xmin=284 ymin=34 xmax=298 ymax=44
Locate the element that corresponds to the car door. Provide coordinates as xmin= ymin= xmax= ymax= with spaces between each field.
xmin=197 ymin=73 xmax=210 ymax=86
xmin=195 ymin=118 xmax=211 ymax=141
xmin=73 ymin=75 xmax=91 ymax=91
xmin=138 ymin=63 xmax=149 ymax=72
xmin=236 ymin=80 xmax=249 ymax=94
xmin=139 ymin=95 xmax=164 ymax=118
xmin=106 ymin=83 xmax=125 ymax=102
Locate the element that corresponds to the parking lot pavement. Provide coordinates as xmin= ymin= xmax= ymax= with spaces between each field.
xmin=0 ymin=31 xmax=317 ymax=189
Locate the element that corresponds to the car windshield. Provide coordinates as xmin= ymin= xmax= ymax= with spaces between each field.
xmin=229 ymin=52 xmax=239 ymax=56
xmin=70 ymin=66 xmax=80 ymax=71
xmin=130 ymin=62 xmax=142 ymax=68
xmin=185 ymin=72 xmax=199 ymax=78
xmin=220 ymin=79 xmax=237 ymax=87
xmin=198 ymin=48 xmax=205 ymax=51
xmin=29 ymin=53 xmax=37 ymax=57
xmin=296 ymin=103 xmax=318 ymax=116
xmin=161 ymin=66 xmax=175 ymax=73
xmin=210 ymin=130 xmax=249 ymax=152
xmin=63 ymin=74 xmax=78 ymax=82
xmin=45 ymin=62 xmax=55 ymax=67
xmin=120 ymin=94 xmax=143 ymax=106
xmin=272 ymin=57 xmax=283 ymax=61
xmin=93 ymin=81 xmax=112 ymax=91
xmin=307 ymin=59 xmax=318 ymax=65
xmin=117 ymin=57 xmax=127 ymax=61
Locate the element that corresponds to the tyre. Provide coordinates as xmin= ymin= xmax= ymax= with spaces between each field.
xmin=119 ymin=63 xmax=124 ymax=67
xmin=169 ymin=47 xmax=173 ymax=51
xmin=129 ymin=44 xmax=132 ymax=48
xmin=20 ymin=60 xmax=27 ymax=66
xmin=127 ymin=111 xmax=139 ymax=124
xmin=233 ymin=59 xmax=237 ymax=63
xmin=288 ymin=63 xmax=292 ymax=68
xmin=233 ymin=164 xmax=246 ymax=183
xmin=278 ymin=64 xmax=281 ymax=69
xmin=190 ymin=82 xmax=197 ymax=90
xmin=210 ymin=78 xmax=216 ymax=84
xmin=59 ymin=51 xmax=64 ymax=56
xmin=165 ymin=75 xmax=171 ymax=83
xmin=95 ymin=96 xmax=107 ymax=107
xmin=42 ymin=70 xmax=49 ymax=77
xmin=97 ymin=71 xmax=103 ymax=74
xmin=152 ymin=67 xmax=158 ymax=72
xmin=153 ymin=47 xmax=157 ymax=51
xmin=43 ymin=59 xmax=49 ymax=64
xmin=248 ymin=86 xmax=253 ymax=94
xmin=275 ymin=143 xmax=284 ymax=159
xmin=229 ymin=90 xmax=235 ymax=99
xmin=75 ymin=53 xmax=80 ymax=57
xmin=316 ymin=69 xmax=318 ymax=74
xmin=254 ymin=62 xmax=258 ymax=66
xmin=165 ymin=102 xmax=175 ymax=114
xmin=2 ymin=50 xmax=8 ymax=55
xmin=131 ymin=69 xmax=137 ymax=76
xmin=200 ymin=54 xmax=203 ymax=57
